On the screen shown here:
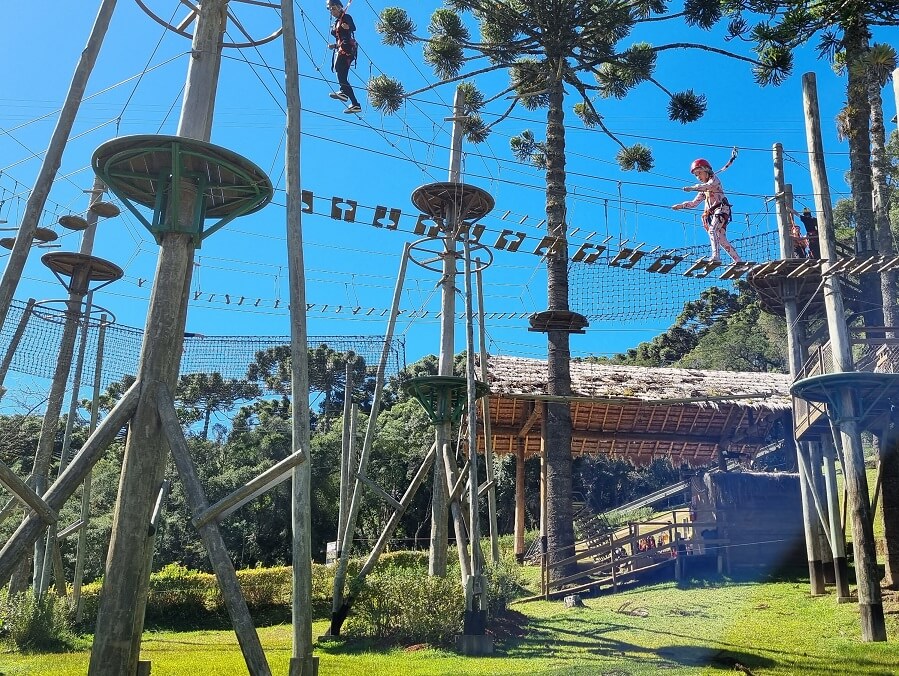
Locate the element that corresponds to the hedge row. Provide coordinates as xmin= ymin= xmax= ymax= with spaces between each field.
xmin=78 ymin=551 xmax=430 ymax=629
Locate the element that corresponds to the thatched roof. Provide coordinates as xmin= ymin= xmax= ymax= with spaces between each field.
xmin=477 ymin=356 xmax=793 ymax=467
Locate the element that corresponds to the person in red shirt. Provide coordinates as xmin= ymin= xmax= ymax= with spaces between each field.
xmin=327 ymin=1 xmax=362 ymax=114
xmin=672 ymin=158 xmax=742 ymax=263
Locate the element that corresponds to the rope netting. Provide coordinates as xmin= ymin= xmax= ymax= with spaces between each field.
xmin=0 ymin=299 xmax=405 ymax=394
xmin=571 ymin=230 xmax=780 ymax=320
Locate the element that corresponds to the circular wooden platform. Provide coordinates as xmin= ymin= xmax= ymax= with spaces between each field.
xmin=92 ymin=135 xmax=273 ymax=220
xmin=791 ymin=372 xmax=899 ymax=432
xmin=58 ymin=215 xmax=88 ymax=231
xmin=89 ymin=201 xmax=120 ymax=218
xmin=33 ymin=227 xmax=58 ymax=243
xmin=411 ymin=182 xmax=495 ymax=222
xmin=41 ymin=252 xmax=124 ymax=283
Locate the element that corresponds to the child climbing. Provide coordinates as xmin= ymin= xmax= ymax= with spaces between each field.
xmin=790 ymin=219 xmax=808 ymax=258
xmin=672 ymin=153 xmax=742 ymax=263
xmin=327 ymin=0 xmax=361 ymax=114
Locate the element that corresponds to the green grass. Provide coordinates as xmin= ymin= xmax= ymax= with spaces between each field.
xmin=3 ymin=578 xmax=897 ymax=675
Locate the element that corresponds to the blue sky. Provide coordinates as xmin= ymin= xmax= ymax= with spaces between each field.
xmin=1 ymin=1 xmax=896 ymax=380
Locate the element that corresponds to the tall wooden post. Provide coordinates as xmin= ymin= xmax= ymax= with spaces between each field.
xmin=773 ymin=148 xmax=826 ymax=594
xmin=514 ymin=437 xmax=526 ymax=561
xmin=88 ymin=2 xmax=229 ymax=673
xmin=802 ymin=72 xmax=885 ymax=641
xmin=74 ymin=314 xmax=108 ymax=621
xmin=429 ymin=89 xmax=466 ymax=577
xmin=0 ymin=0 xmax=117 ymax=328
xmin=820 ymin=435 xmax=850 ymax=598
xmin=476 ymin=266 xmax=501 ymax=564
xmin=281 ymin=2 xmax=316 ymax=673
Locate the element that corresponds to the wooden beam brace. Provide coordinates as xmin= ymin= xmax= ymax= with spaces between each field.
xmin=194 ymin=449 xmax=306 ymax=529
xmin=356 ymin=472 xmax=403 ymax=513
xmin=0 ymin=458 xmax=57 ymax=525
xmin=517 ymin=406 xmax=542 ymax=438
xmin=449 ymin=459 xmax=470 ymax=503
xmin=157 ymin=384 xmax=272 ymax=676
xmin=58 ymin=519 xmax=84 ymax=539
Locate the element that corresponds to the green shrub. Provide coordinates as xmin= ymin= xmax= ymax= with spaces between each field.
xmin=346 ymin=567 xmax=464 ymax=646
xmin=485 ymin=558 xmax=527 ymax=614
xmin=145 ymin=563 xmax=219 ymax=627
xmin=0 ymin=590 xmax=74 ymax=652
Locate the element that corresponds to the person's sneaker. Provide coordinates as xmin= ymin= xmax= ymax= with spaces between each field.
xmin=344 ymin=104 xmax=362 ymax=114
xmin=329 ymin=92 xmax=349 ymax=102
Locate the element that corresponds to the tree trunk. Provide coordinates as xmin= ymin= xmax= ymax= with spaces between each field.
xmin=867 ymin=72 xmax=898 ymax=330
xmin=544 ymin=65 xmax=575 ymax=579
xmin=844 ymin=20 xmax=884 ymax=329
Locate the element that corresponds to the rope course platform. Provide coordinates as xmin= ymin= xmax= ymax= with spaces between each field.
xmin=92 ymin=135 xmax=273 ymax=246
xmin=0 ymin=299 xmax=405 ymax=395
xmin=791 ymin=372 xmax=899 ymax=435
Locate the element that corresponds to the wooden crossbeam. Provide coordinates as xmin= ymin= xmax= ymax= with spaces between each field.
xmin=0 ymin=459 xmax=57 ymax=525
xmin=356 ymin=472 xmax=403 ymax=513
xmin=194 ymin=449 xmax=305 ymax=529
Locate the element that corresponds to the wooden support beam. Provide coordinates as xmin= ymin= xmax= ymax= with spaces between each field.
xmin=0 ymin=380 xmax=139 ymax=587
xmin=58 ymin=519 xmax=84 ymax=539
xmin=492 ymin=426 xmax=769 ymax=446
xmin=157 ymin=385 xmax=272 ymax=676
xmin=355 ymin=472 xmax=403 ymax=513
xmin=194 ymin=449 xmax=305 ymax=529
xmin=0 ymin=460 xmax=57 ymax=525
xmin=517 ymin=405 xmax=541 ymax=438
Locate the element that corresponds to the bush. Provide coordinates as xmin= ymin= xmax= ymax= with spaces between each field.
xmin=347 ymin=567 xmax=464 ymax=646
xmin=485 ymin=558 xmax=527 ymax=614
xmin=0 ymin=589 xmax=74 ymax=652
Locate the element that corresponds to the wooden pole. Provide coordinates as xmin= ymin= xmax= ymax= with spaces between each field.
xmin=514 ymin=437 xmax=526 ymax=561
xmin=0 ymin=298 xmax=35 ymax=399
xmin=476 ymin=264 xmax=500 ymax=564
xmin=280 ymin=4 xmax=315 ymax=673
xmin=429 ymin=90 xmax=466 ymax=577
xmin=802 ymin=72 xmax=885 ymax=641
xmin=0 ymin=0 xmax=117 ymax=327
xmin=157 ymin=388 xmax=271 ymax=676
xmin=463 ymin=233 xmax=484 ymax=620
xmin=32 ymin=265 xmax=92 ymax=594
xmin=337 ymin=361 xmax=353 ymax=549
xmin=821 ymin=435 xmax=850 ymax=599
xmin=89 ymin=2 xmax=229 ymax=672
xmin=774 ymin=149 xmax=826 ymax=595
xmin=0 ymin=380 xmax=139 ymax=587
xmin=330 ymin=244 xmax=410 ymax=636
xmin=74 ymin=314 xmax=107 ymax=621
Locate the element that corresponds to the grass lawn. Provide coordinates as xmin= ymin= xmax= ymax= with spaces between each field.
xmin=3 ymin=577 xmax=898 ymax=675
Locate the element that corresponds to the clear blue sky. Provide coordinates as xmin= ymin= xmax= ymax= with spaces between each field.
xmin=1 ymin=2 xmax=896 ymax=377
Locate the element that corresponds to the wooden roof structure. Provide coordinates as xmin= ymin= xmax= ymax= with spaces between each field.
xmin=477 ymin=356 xmax=793 ymax=467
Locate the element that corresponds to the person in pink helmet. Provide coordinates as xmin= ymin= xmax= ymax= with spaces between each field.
xmin=672 ymin=158 xmax=742 ymax=263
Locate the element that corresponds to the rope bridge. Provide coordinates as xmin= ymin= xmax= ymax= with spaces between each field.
xmin=571 ymin=230 xmax=780 ymax=320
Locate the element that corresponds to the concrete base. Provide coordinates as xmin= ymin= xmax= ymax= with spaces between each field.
xmin=289 ymin=656 xmax=320 ymax=676
xmin=837 ymin=596 xmax=854 ymax=604
xmin=456 ymin=634 xmax=494 ymax=656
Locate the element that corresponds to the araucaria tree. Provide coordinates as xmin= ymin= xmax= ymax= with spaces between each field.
xmin=371 ymin=1 xmax=771 ymax=578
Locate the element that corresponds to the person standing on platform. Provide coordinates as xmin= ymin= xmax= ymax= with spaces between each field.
xmin=791 ymin=206 xmax=820 ymax=258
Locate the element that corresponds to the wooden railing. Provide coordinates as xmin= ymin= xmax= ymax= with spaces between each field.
xmin=533 ymin=509 xmax=729 ymax=601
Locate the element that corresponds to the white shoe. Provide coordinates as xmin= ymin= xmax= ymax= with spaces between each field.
xmin=329 ymin=92 xmax=349 ymax=102
xmin=344 ymin=104 xmax=362 ymax=114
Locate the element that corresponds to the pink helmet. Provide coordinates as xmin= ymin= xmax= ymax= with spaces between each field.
xmin=690 ymin=158 xmax=712 ymax=174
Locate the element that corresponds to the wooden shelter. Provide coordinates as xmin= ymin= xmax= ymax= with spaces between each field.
xmin=478 ymin=355 xmax=793 ymax=467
